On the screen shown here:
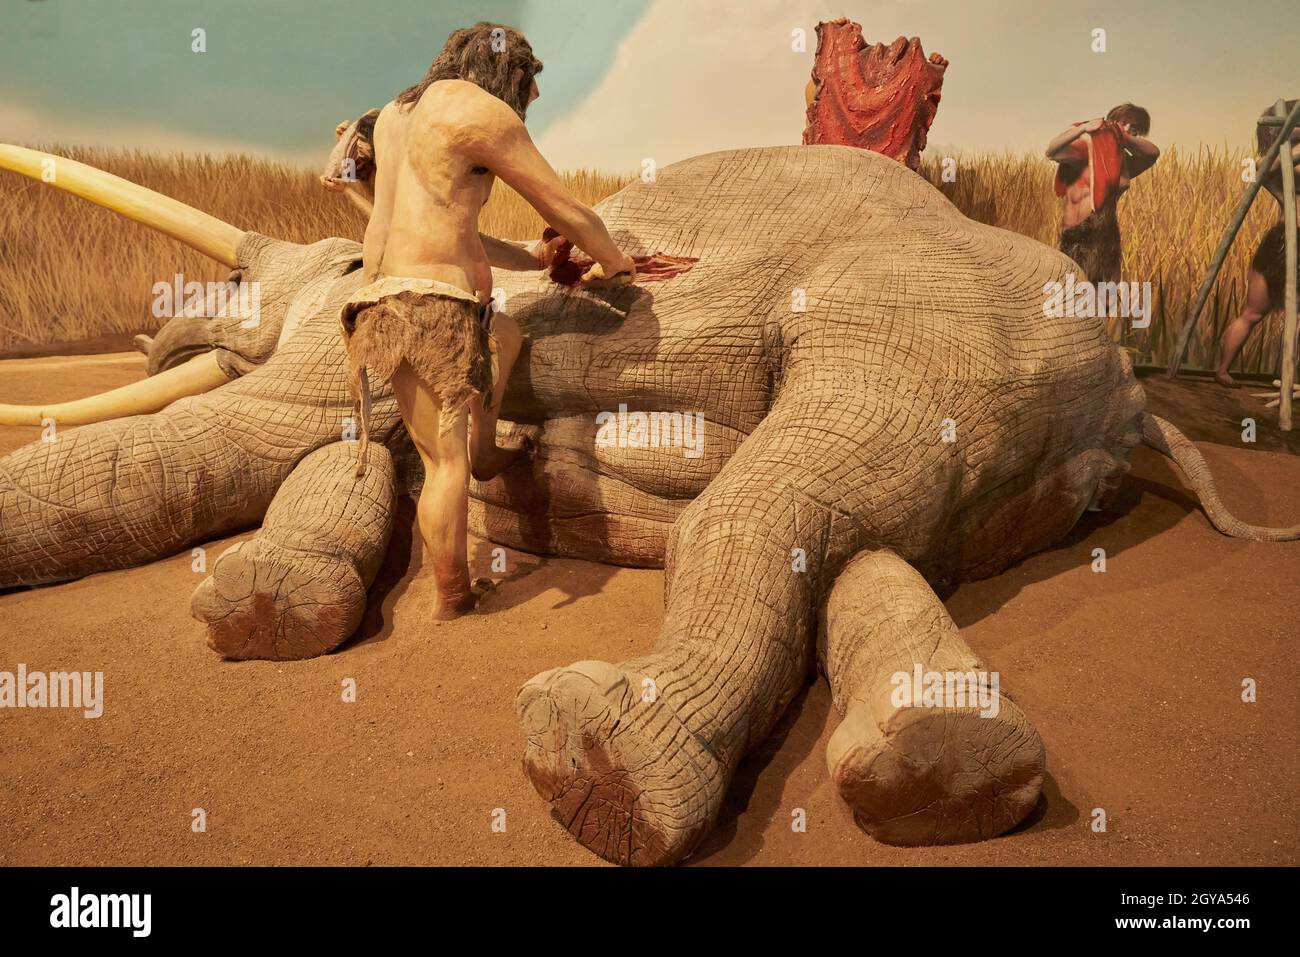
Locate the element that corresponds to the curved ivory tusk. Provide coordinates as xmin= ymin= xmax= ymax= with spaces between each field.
xmin=0 ymin=144 xmax=245 ymax=267
xmin=0 ymin=352 xmax=230 ymax=426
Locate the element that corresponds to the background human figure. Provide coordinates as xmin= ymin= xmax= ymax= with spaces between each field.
xmin=1215 ymin=101 xmax=1300 ymax=387
xmin=1046 ymin=104 xmax=1160 ymax=284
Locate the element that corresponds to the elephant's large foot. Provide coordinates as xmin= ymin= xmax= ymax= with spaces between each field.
xmin=827 ymin=688 xmax=1043 ymax=845
xmin=516 ymin=659 xmax=725 ymax=866
xmin=820 ymin=548 xmax=1044 ymax=846
xmin=193 ymin=541 xmax=371 ymax=660
xmin=191 ymin=441 xmax=396 ymax=660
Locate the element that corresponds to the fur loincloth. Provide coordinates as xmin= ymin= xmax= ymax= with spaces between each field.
xmin=1059 ymin=203 xmax=1122 ymax=285
xmin=1251 ymin=220 xmax=1300 ymax=307
xmin=339 ymin=276 xmax=495 ymax=477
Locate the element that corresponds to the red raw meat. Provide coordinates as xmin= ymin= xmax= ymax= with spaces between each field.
xmin=1052 ymin=121 xmax=1126 ymax=211
xmin=541 ymin=227 xmax=697 ymax=287
xmin=803 ymin=18 xmax=947 ymax=171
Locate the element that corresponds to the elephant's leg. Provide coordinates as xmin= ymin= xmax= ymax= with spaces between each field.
xmin=819 ymin=548 xmax=1044 ymax=845
xmin=469 ymin=311 xmax=529 ymax=482
xmin=0 ymin=410 xmax=281 ymax=588
xmin=191 ymin=441 xmax=395 ymax=660
xmin=468 ymin=411 xmax=741 ymax=568
xmin=515 ymin=398 xmax=851 ymax=865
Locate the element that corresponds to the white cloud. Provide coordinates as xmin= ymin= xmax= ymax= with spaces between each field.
xmin=535 ymin=0 xmax=838 ymax=174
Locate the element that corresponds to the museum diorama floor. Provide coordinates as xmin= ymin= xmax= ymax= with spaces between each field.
xmin=1 ymin=354 xmax=1295 ymax=865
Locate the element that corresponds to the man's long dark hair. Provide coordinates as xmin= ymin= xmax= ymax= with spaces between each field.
xmin=395 ymin=22 xmax=542 ymax=119
xmin=1106 ymin=103 xmax=1150 ymax=136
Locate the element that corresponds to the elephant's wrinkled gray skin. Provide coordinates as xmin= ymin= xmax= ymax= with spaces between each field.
xmin=2 ymin=145 xmax=1294 ymax=867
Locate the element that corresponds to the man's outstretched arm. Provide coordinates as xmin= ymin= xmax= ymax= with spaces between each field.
xmin=463 ymin=94 xmax=633 ymax=279
xmin=479 ymin=234 xmax=552 ymax=271
xmin=343 ymin=188 xmax=375 ymax=216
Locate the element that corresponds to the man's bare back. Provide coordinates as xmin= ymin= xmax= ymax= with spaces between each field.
xmin=367 ymin=81 xmax=496 ymax=299
xmin=365 ymin=79 xmax=632 ymax=300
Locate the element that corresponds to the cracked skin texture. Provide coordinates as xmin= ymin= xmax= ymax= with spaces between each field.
xmin=2 ymin=145 xmax=1160 ymax=864
xmin=496 ymin=144 xmax=1139 ymax=864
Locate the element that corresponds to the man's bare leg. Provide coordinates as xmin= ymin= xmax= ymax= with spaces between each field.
xmin=1215 ymin=270 xmax=1273 ymax=388
xmin=391 ymin=360 xmax=481 ymax=618
xmin=469 ymin=310 xmax=530 ymax=481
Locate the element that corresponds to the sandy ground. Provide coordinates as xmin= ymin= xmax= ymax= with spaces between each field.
xmin=0 ymin=353 xmax=1297 ymax=867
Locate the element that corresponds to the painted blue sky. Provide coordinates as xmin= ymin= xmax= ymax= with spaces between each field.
xmin=2 ymin=0 xmax=650 ymax=159
xmin=2 ymin=0 xmax=1297 ymax=172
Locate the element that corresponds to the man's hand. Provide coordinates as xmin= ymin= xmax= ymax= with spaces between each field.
xmin=531 ymin=232 xmax=569 ymax=270
xmin=1047 ymin=119 xmax=1102 ymax=160
xmin=580 ymin=254 xmax=636 ymax=288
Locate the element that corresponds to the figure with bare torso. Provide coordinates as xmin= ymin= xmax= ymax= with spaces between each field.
xmin=1214 ymin=103 xmax=1300 ymax=388
xmin=1046 ymin=104 xmax=1160 ymax=284
xmin=321 ymin=108 xmax=380 ymax=215
xmin=339 ymin=23 xmax=634 ymax=617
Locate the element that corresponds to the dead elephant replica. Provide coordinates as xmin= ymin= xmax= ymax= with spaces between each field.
xmin=1 ymin=142 xmax=1296 ymax=866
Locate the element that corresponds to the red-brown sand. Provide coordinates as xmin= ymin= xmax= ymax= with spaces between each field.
xmin=1 ymin=355 xmax=1296 ymax=866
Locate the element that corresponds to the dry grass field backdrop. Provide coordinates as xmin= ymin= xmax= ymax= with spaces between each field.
xmin=0 ymin=144 xmax=1287 ymax=374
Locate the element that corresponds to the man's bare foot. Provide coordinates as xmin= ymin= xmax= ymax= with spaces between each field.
xmin=470 ymin=435 xmax=536 ymax=482
xmin=1214 ymin=370 xmax=1239 ymax=388
xmin=432 ymin=577 xmax=495 ymax=620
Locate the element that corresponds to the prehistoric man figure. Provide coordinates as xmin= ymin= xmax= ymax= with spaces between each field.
xmin=802 ymin=18 xmax=948 ymax=172
xmin=1046 ymin=104 xmax=1160 ymax=284
xmin=321 ymin=109 xmax=380 ymax=214
xmin=342 ymin=23 xmax=635 ymax=617
xmin=1214 ymin=103 xmax=1300 ymax=388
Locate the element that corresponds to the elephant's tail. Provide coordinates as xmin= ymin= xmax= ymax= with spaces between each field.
xmin=1141 ymin=412 xmax=1300 ymax=541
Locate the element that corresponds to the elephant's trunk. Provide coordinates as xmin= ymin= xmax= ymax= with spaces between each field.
xmin=0 ymin=352 xmax=229 ymax=426
xmin=0 ymin=144 xmax=245 ymax=266
xmin=0 ymin=320 xmax=374 ymax=588
xmin=1142 ymin=412 xmax=1300 ymax=541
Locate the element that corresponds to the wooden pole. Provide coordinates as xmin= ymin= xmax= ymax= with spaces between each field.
xmin=1166 ymin=98 xmax=1300 ymax=378
xmin=1278 ymin=99 xmax=1298 ymax=430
